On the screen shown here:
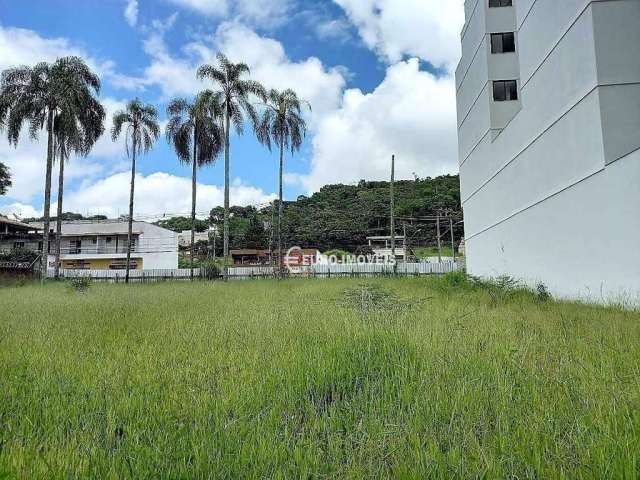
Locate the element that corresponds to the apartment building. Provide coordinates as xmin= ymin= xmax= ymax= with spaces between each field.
xmin=456 ymin=0 xmax=640 ymax=302
xmin=37 ymin=220 xmax=178 ymax=270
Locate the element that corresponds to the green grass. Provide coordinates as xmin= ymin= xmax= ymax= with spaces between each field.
xmin=413 ymin=246 xmax=459 ymax=259
xmin=1 ymin=277 xmax=639 ymax=478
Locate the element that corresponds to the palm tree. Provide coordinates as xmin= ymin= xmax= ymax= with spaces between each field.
xmin=52 ymin=102 xmax=105 ymax=279
xmin=197 ymin=53 xmax=266 ymax=263
xmin=111 ymin=99 xmax=160 ymax=283
xmin=0 ymin=56 xmax=103 ymax=279
xmin=165 ymin=91 xmax=223 ymax=279
xmin=256 ymin=89 xmax=309 ymax=272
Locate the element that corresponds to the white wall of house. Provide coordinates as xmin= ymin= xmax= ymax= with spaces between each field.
xmin=457 ymin=0 xmax=640 ymax=304
xmin=53 ymin=221 xmax=178 ymax=270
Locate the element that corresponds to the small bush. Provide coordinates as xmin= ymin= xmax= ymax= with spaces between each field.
xmin=441 ymin=271 xmax=469 ymax=288
xmin=69 ymin=277 xmax=91 ymax=293
xmin=536 ymin=282 xmax=552 ymax=303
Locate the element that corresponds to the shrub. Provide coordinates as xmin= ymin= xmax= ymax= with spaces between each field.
xmin=69 ymin=277 xmax=91 ymax=293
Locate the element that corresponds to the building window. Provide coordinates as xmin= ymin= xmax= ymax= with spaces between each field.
xmin=109 ymin=259 xmax=138 ymax=270
xmin=106 ymin=237 xmax=112 ymax=243
xmin=491 ymin=32 xmax=515 ymax=54
xmin=493 ymin=80 xmax=518 ymax=101
xmin=489 ymin=0 xmax=513 ymax=7
xmin=69 ymin=239 xmax=82 ymax=254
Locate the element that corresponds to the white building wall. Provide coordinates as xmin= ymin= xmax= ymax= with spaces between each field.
xmin=457 ymin=0 xmax=640 ymax=304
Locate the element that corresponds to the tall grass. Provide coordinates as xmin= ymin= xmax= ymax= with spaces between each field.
xmin=1 ymin=277 xmax=639 ymax=478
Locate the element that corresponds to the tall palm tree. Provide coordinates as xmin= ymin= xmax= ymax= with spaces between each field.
xmin=111 ymin=99 xmax=160 ymax=283
xmin=256 ymin=89 xmax=309 ymax=272
xmin=0 ymin=56 xmax=103 ymax=279
xmin=165 ymin=91 xmax=223 ymax=279
xmin=52 ymin=102 xmax=105 ymax=279
xmin=197 ymin=53 xmax=266 ymax=262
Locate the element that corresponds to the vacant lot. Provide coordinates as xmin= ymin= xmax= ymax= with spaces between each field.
xmin=1 ymin=277 xmax=639 ymax=478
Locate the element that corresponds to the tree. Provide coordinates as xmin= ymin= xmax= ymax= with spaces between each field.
xmin=256 ymin=88 xmax=309 ymax=272
xmin=0 ymin=162 xmax=10 ymax=195
xmin=197 ymin=53 xmax=266 ymax=264
xmin=166 ymin=91 xmax=223 ymax=279
xmin=52 ymin=83 xmax=105 ymax=279
xmin=111 ymin=99 xmax=160 ymax=283
xmin=0 ymin=56 xmax=104 ymax=279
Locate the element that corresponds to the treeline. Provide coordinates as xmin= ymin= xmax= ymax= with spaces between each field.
xmin=157 ymin=174 xmax=463 ymax=253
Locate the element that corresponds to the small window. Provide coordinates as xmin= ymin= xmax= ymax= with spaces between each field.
xmin=491 ymin=32 xmax=515 ymax=54
xmin=493 ymin=80 xmax=519 ymax=101
xmin=489 ymin=0 xmax=513 ymax=7
xmin=106 ymin=237 xmax=112 ymax=243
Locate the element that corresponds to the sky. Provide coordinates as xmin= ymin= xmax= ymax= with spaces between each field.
xmin=0 ymin=0 xmax=464 ymax=220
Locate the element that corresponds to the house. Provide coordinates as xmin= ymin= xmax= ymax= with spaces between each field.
xmin=177 ymin=230 xmax=211 ymax=249
xmin=366 ymin=236 xmax=407 ymax=262
xmin=230 ymin=249 xmax=271 ymax=266
xmin=32 ymin=220 xmax=178 ymax=270
xmin=0 ymin=216 xmax=42 ymax=253
xmin=456 ymin=0 xmax=640 ymax=302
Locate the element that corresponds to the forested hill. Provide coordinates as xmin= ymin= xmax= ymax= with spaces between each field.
xmin=202 ymin=174 xmax=463 ymax=253
xmin=278 ymin=174 xmax=462 ymax=252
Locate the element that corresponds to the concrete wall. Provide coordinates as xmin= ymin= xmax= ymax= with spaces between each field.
xmin=457 ymin=0 xmax=640 ymax=305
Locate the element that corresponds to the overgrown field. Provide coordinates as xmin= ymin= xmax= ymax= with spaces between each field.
xmin=1 ymin=277 xmax=639 ymax=478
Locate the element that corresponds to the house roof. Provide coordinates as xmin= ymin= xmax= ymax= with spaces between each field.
xmin=29 ymin=220 xmax=159 ymax=236
xmin=0 ymin=216 xmax=41 ymax=231
xmin=230 ymin=249 xmax=270 ymax=256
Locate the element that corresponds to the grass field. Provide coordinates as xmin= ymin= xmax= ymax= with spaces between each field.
xmin=1 ymin=276 xmax=639 ymax=478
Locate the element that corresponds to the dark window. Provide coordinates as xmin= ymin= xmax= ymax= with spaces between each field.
xmin=493 ymin=80 xmax=518 ymax=101
xmin=69 ymin=240 xmax=82 ymax=254
xmin=106 ymin=237 xmax=112 ymax=243
xmin=489 ymin=0 xmax=513 ymax=7
xmin=491 ymin=32 xmax=516 ymax=53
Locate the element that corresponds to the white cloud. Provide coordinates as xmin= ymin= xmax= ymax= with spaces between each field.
xmin=124 ymin=0 xmax=139 ymax=27
xmin=334 ymin=0 xmax=464 ymax=69
xmin=296 ymin=59 xmax=458 ymax=192
xmin=59 ymin=171 xmax=276 ymax=219
xmin=213 ymin=22 xmax=345 ymax=122
xmin=314 ymin=18 xmax=353 ymax=43
xmin=138 ymin=20 xmax=346 ymax=124
xmin=0 ymin=202 xmax=41 ymax=220
xmin=0 ymin=96 xmax=131 ymax=203
xmin=0 ymin=25 xmax=143 ymax=91
xmin=167 ymin=0 xmax=228 ymax=16
xmin=166 ymin=0 xmax=291 ymax=27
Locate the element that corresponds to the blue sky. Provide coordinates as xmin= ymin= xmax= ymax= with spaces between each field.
xmin=0 ymin=0 xmax=463 ymax=219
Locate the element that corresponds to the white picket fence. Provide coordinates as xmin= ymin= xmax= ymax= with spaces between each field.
xmin=50 ymin=262 xmax=460 ymax=281
xmin=52 ymin=268 xmax=199 ymax=281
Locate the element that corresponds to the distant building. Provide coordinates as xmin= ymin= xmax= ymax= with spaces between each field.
xmin=0 ymin=216 xmax=41 ymax=253
xmin=456 ymin=0 xmax=640 ymax=301
xmin=31 ymin=220 xmax=177 ymax=270
xmin=177 ymin=230 xmax=210 ymax=249
xmin=230 ymin=249 xmax=271 ymax=266
xmin=366 ymin=236 xmax=407 ymax=262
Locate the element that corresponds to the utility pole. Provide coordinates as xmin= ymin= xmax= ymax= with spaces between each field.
xmin=449 ymin=217 xmax=456 ymax=263
xmin=403 ymin=223 xmax=407 ymax=264
xmin=390 ymin=154 xmax=396 ymax=267
xmin=436 ymin=212 xmax=442 ymax=263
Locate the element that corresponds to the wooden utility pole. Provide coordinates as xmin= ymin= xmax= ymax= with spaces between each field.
xmin=390 ymin=155 xmax=396 ymax=267
xmin=436 ymin=212 xmax=442 ymax=263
